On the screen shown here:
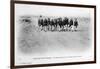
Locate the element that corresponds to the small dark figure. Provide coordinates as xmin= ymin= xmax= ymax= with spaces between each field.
xmin=63 ymin=17 xmax=69 ymax=31
xmin=74 ymin=19 xmax=78 ymax=28
xmin=63 ymin=17 xmax=69 ymax=26
xmin=47 ymin=18 xmax=50 ymax=31
xmin=69 ymin=19 xmax=73 ymax=27
xmin=38 ymin=18 xmax=41 ymax=27
xmin=74 ymin=19 xmax=78 ymax=31
xmin=43 ymin=18 xmax=48 ymax=32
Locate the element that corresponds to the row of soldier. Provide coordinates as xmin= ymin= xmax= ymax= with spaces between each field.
xmin=38 ymin=17 xmax=78 ymax=32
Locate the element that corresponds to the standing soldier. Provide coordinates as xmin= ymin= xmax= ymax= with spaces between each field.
xmin=63 ymin=17 xmax=69 ymax=31
xmin=58 ymin=18 xmax=63 ymax=31
xmin=38 ymin=18 xmax=41 ymax=27
xmin=47 ymin=18 xmax=50 ymax=31
xmin=54 ymin=19 xmax=57 ymax=31
xmin=40 ymin=18 xmax=44 ymax=31
xmin=56 ymin=18 xmax=60 ymax=31
xmin=69 ymin=19 xmax=73 ymax=31
xmin=51 ymin=19 xmax=55 ymax=31
xmin=74 ymin=18 xmax=78 ymax=31
xmin=43 ymin=18 xmax=48 ymax=32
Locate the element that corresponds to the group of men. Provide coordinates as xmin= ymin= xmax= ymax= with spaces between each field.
xmin=38 ymin=17 xmax=78 ymax=32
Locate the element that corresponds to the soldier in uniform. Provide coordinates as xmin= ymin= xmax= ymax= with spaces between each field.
xmin=47 ymin=18 xmax=51 ymax=31
xmin=63 ymin=17 xmax=69 ymax=31
xmin=69 ymin=19 xmax=73 ymax=31
xmin=74 ymin=18 xmax=78 ymax=31
xmin=51 ymin=19 xmax=55 ymax=31
xmin=43 ymin=18 xmax=48 ymax=32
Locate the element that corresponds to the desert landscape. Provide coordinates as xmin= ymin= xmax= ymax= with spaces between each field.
xmin=16 ymin=16 xmax=91 ymax=54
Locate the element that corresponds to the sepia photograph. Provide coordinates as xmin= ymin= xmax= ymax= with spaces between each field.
xmin=10 ymin=1 xmax=96 ymax=68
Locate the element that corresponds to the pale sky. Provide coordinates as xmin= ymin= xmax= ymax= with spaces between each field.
xmin=15 ymin=4 xmax=94 ymax=18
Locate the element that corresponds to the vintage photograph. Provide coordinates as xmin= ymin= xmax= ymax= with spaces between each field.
xmin=12 ymin=1 xmax=96 ymax=68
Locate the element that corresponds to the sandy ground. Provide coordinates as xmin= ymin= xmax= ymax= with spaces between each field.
xmin=15 ymin=18 xmax=92 ymax=65
xmin=17 ymin=19 xmax=91 ymax=53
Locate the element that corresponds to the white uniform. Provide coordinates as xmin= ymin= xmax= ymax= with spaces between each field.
xmin=71 ymin=25 xmax=75 ymax=31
